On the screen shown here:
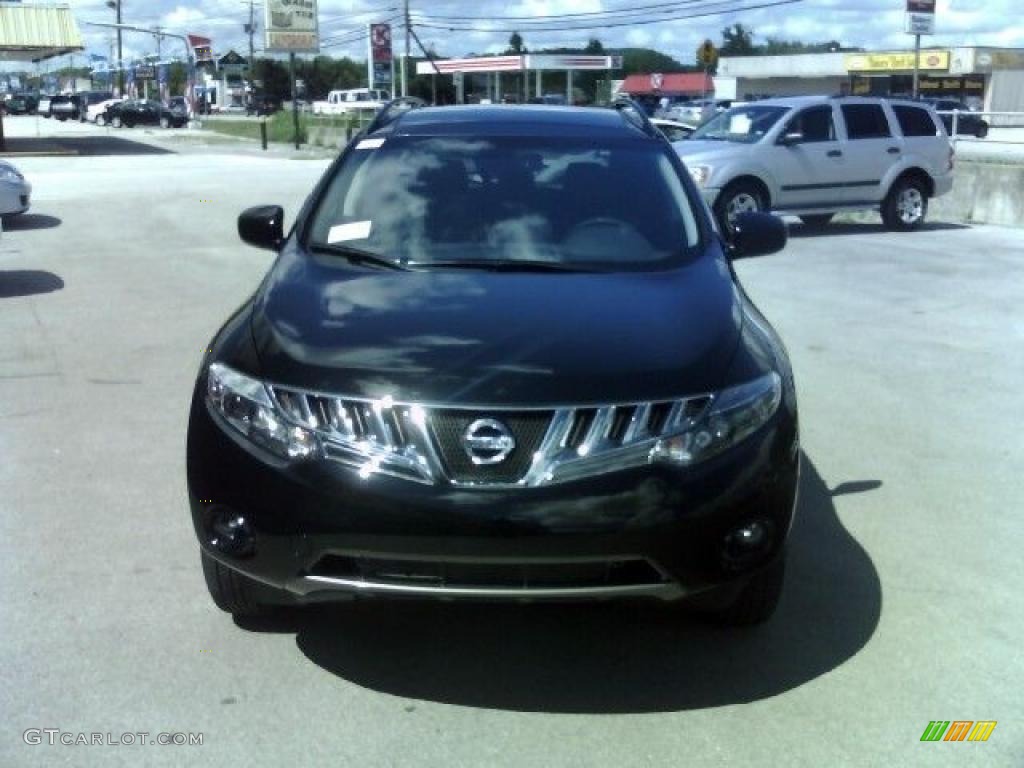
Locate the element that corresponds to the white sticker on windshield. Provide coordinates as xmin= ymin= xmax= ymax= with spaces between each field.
xmin=355 ymin=138 xmax=386 ymax=150
xmin=327 ymin=220 xmax=373 ymax=243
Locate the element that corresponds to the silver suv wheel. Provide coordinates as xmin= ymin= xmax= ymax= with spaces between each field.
xmin=726 ymin=192 xmax=760 ymax=221
xmin=896 ymin=187 xmax=924 ymax=225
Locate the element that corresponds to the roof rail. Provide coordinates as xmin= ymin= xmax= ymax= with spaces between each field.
xmin=364 ymin=96 xmax=428 ymax=135
xmin=610 ymin=95 xmax=661 ymax=139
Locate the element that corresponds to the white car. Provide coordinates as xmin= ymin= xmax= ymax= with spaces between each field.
xmin=0 ymin=161 xmax=31 ymax=219
xmin=651 ymin=117 xmax=697 ymax=142
xmin=90 ymin=98 xmax=123 ymax=125
xmin=675 ymin=95 xmax=954 ymax=233
xmin=669 ymin=99 xmax=732 ymax=125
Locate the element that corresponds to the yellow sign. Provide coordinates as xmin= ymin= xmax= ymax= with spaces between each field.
xmin=845 ymin=51 xmax=949 ymax=72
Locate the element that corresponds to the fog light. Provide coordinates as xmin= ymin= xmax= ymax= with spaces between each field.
xmin=207 ymin=506 xmax=254 ymax=557
xmin=721 ymin=518 xmax=775 ymax=571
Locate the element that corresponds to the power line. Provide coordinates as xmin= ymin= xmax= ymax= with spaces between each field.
xmin=417 ymin=0 xmax=729 ymax=22
xmin=413 ymin=0 xmax=804 ymax=34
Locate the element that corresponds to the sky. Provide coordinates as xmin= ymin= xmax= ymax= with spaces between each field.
xmin=29 ymin=0 xmax=1024 ymax=71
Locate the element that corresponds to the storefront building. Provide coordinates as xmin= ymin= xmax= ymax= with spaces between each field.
xmin=716 ymin=47 xmax=1024 ymax=121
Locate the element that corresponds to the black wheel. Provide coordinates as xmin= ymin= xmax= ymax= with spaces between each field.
xmin=201 ymin=551 xmax=274 ymax=617
xmin=95 ymin=114 xmax=106 ymax=127
xmin=159 ymin=116 xmax=170 ymax=129
xmin=714 ymin=181 xmax=766 ymax=237
xmin=975 ymin=122 xmax=988 ymax=139
xmin=708 ymin=556 xmax=786 ymax=626
xmin=882 ymin=176 xmax=928 ymax=231
xmin=111 ymin=115 xmax=122 ymax=128
xmin=799 ymin=213 xmax=833 ymax=229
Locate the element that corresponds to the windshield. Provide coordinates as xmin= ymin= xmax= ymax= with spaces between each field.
xmin=306 ymin=136 xmax=701 ymax=271
xmin=690 ymin=105 xmax=789 ymax=143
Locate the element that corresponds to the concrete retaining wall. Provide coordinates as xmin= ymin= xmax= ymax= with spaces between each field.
xmin=931 ymin=160 xmax=1024 ymax=227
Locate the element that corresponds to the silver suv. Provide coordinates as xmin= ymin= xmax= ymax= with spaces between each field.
xmin=674 ymin=96 xmax=953 ymax=232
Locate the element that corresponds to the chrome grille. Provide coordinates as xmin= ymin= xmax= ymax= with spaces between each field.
xmin=430 ymin=410 xmax=552 ymax=484
xmin=266 ymin=385 xmax=713 ymax=487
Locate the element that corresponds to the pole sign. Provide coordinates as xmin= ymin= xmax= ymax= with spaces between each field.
xmin=264 ymin=0 xmax=320 ymax=54
xmin=906 ymin=0 xmax=935 ymax=35
xmin=368 ymin=23 xmax=393 ymax=90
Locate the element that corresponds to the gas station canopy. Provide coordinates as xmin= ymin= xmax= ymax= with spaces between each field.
xmin=0 ymin=3 xmax=83 ymax=62
xmin=416 ymin=54 xmax=621 ymax=76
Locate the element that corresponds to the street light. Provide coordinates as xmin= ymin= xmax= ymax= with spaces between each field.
xmin=105 ymin=0 xmax=123 ymax=95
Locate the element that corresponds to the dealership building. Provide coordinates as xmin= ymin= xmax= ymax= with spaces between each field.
xmin=715 ymin=47 xmax=1024 ymax=120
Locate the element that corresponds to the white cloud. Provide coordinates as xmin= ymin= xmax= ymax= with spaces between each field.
xmin=17 ymin=0 xmax=1024 ymax=72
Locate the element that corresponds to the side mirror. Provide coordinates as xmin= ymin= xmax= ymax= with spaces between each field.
xmin=238 ymin=205 xmax=284 ymax=251
xmin=730 ymin=212 xmax=787 ymax=259
xmin=778 ymin=130 xmax=804 ymax=146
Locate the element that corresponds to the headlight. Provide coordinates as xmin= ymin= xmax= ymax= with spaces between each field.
xmin=688 ymin=164 xmax=712 ymax=187
xmin=653 ymin=372 xmax=782 ymax=466
xmin=0 ymin=167 xmax=23 ymax=184
xmin=206 ymin=362 xmax=319 ymax=460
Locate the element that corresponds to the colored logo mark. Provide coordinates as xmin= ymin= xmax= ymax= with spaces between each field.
xmin=920 ymin=721 xmax=997 ymax=742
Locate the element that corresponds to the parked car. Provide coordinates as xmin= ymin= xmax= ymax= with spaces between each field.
xmin=246 ymin=94 xmax=282 ymax=116
xmin=166 ymin=96 xmax=192 ymax=123
xmin=312 ymin=88 xmax=389 ymax=115
xmin=670 ymin=98 xmax=733 ymax=124
xmin=187 ymin=101 xmax=798 ymax=626
xmin=90 ymin=98 xmax=124 ymax=125
xmin=651 ymin=117 xmax=697 ymax=142
xmin=2 ymin=93 xmax=38 ymax=115
xmin=49 ymin=94 xmax=75 ymax=121
xmin=102 ymin=99 xmax=188 ymax=128
xmin=72 ymin=90 xmax=114 ymax=122
xmin=0 ymin=160 xmax=32 ymax=220
xmin=675 ymin=95 xmax=954 ymax=233
xmin=921 ymin=98 xmax=989 ymax=138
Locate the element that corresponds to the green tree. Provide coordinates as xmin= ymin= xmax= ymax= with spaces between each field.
xmin=720 ymin=23 xmax=755 ymax=56
xmin=618 ymin=47 xmax=689 ymax=75
xmin=507 ymin=31 xmax=524 ymax=54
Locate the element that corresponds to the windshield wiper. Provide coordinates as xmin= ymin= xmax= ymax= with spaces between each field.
xmin=308 ymin=243 xmax=408 ymax=271
xmin=407 ymin=259 xmax=592 ymax=273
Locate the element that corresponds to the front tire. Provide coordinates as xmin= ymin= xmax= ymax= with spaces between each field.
xmin=882 ymin=176 xmax=928 ymax=231
xmin=96 ymin=114 xmax=106 ymax=127
xmin=714 ymin=181 xmax=766 ymax=238
xmin=975 ymin=122 xmax=988 ymax=139
xmin=159 ymin=116 xmax=170 ymax=129
xmin=111 ymin=116 xmax=122 ymax=128
xmin=799 ymin=213 xmax=833 ymax=229
xmin=201 ymin=551 xmax=273 ymax=617
xmin=708 ymin=556 xmax=786 ymax=626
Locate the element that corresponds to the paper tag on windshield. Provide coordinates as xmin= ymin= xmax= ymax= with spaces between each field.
xmin=355 ymin=138 xmax=386 ymax=150
xmin=327 ymin=220 xmax=373 ymax=243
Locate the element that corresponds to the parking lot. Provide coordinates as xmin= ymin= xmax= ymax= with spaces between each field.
xmin=1 ymin=129 xmax=1022 ymax=767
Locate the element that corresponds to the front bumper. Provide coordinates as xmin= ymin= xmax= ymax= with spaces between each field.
xmin=187 ymin=387 xmax=799 ymax=604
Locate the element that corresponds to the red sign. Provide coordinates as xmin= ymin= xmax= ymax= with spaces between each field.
xmin=188 ymin=34 xmax=214 ymax=62
xmin=370 ymin=24 xmax=392 ymax=63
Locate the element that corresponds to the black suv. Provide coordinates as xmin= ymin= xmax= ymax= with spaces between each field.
xmin=187 ymin=101 xmax=799 ymax=625
xmin=102 ymin=99 xmax=188 ymax=128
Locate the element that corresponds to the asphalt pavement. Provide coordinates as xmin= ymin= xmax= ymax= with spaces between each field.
xmin=1 ymin=128 xmax=1022 ymax=767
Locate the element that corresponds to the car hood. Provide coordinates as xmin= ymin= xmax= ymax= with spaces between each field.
xmin=250 ymin=245 xmax=741 ymax=406
xmin=673 ymin=139 xmax=756 ymax=164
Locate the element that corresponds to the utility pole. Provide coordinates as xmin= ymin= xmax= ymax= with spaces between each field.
xmin=105 ymin=0 xmax=124 ymax=96
xmin=401 ymin=0 xmax=410 ymax=97
xmin=912 ymin=33 xmax=921 ymax=98
xmin=244 ymin=0 xmax=256 ymax=100
xmin=154 ymin=27 xmax=163 ymax=101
